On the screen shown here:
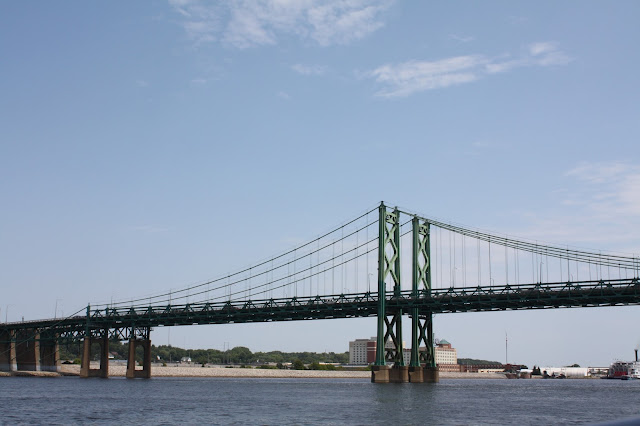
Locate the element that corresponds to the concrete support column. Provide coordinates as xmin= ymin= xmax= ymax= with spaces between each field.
xmin=371 ymin=365 xmax=390 ymax=383
xmin=408 ymin=366 xmax=424 ymax=383
xmin=80 ymin=338 xmax=90 ymax=377
xmin=0 ymin=330 xmax=17 ymax=372
xmin=423 ymin=366 xmax=440 ymax=383
xmin=389 ymin=366 xmax=409 ymax=383
xmin=80 ymin=334 xmax=109 ymax=378
xmin=39 ymin=335 xmax=60 ymax=372
xmin=126 ymin=338 xmax=151 ymax=379
xmin=15 ymin=330 xmax=40 ymax=371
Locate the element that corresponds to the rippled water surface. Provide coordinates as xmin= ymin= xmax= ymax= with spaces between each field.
xmin=2 ymin=377 xmax=639 ymax=425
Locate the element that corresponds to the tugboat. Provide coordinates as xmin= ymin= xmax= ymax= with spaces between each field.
xmin=606 ymin=350 xmax=640 ymax=380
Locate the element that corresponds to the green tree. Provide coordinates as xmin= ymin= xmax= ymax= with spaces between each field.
xmin=228 ymin=346 xmax=253 ymax=364
xmin=292 ymin=359 xmax=305 ymax=370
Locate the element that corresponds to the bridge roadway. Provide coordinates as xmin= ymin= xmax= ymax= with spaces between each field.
xmin=2 ymin=278 xmax=638 ymax=342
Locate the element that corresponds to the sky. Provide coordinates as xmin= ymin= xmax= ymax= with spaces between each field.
xmin=1 ymin=1 xmax=639 ymax=368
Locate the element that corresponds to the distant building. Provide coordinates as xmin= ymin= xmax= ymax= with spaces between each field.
xmin=348 ymin=337 xmax=459 ymax=369
xmin=348 ymin=337 xmax=377 ymax=365
xmin=180 ymin=357 xmax=192 ymax=363
xmin=435 ymin=339 xmax=457 ymax=365
xmin=539 ymin=367 xmax=589 ymax=377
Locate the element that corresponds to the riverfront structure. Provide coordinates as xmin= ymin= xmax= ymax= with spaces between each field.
xmin=1 ymin=202 xmax=639 ymax=382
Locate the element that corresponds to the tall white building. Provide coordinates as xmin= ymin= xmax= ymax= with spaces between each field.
xmin=348 ymin=337 xmax=376 ymax=365
xmin=435 ymin=339 xmax=457 ymax=365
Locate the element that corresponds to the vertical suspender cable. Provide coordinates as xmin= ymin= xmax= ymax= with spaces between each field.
xmin=488 ymin=237 xmax=492 ymax=285
xmin=567 ymin=246 xmax=570 ymax=282
xmin=440 ymin=227 xmax=443 ymax=287
xmin=366 ymin=214 xmax=369 ymax=293
xmin=546 ymin=248 xmax=549 ymax=283
xmin=516 ymin=243 xmax=520 ymax=284
xmin=449 ymin=229 xmax=452 ymax=287
xmin=531 ymin=241 xmax=540 ymax=282
xmin=505 ymin=237 xmax=509 ymax=285
xmin=309 ymin=244 xmax=313 ymax=297
xmin=453 ymin=231 xmax=456 ymax=286
xmin=355 ymin=224 xmax=359 ymax=293
xmin=341 ymin=227 xmax=344 ymax=293
xmin=478 ymin=238 xmax=481 ymax=286
xmin=463 ymin=234 xmax=466 ymax=286
xmin=332 ymin=240 xmax=335 ymax=294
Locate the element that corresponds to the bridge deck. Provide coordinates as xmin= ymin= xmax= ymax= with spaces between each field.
xmin=2 ymin=278 xmax=638 ymax=342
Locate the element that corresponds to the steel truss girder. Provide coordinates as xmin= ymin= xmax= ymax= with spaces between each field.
xmin=1 ymin=279 xmax=638 ymax=345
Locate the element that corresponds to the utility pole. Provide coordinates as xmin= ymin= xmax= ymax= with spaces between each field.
xmin=505 ymin=331 xmax=508 ymax=365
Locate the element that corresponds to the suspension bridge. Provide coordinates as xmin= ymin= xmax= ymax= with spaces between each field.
xmin=1 ymin=202 xmax=639 ymax=382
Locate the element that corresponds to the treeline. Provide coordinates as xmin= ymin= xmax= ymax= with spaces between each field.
xmin=58 ymin=341 xmax=348 ymax=365
xmin=457 ymin=358 xmax=502 ymax=366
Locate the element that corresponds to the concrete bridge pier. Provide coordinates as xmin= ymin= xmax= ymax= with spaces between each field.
xmin=423 ymin=366 xmax=439 ymax=383
xmin=39 ymin=338 xmax=60 ymax=372
xmin=408 ymin=366 xmax=423 ymax=382
xmin=126 ymin=338 xmax=151 ymax=379
xmin=15 ymin=330 xmax=40 ymax=371
xmin=80 ymin=334 xmax=109 ymax=378
xmin=0 ymin=330 xmax=17 ymax=372
xmin=371 ymin=365 xmax=412 ymax=383
xmin=371 ymin=365 xmax=390 ymax=383
xmin=389 ymin=366 xmax=409 ymax=383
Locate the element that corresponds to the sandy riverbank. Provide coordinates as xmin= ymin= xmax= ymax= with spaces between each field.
xmin=2 ymin=365 xmax=507 ymax=379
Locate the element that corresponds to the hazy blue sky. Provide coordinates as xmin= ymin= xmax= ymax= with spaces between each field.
xmin=1 ymin=1 xmax=639 ymax=368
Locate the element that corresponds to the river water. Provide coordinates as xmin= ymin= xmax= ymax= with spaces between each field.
xmin=1 ymin=377 xmax=639 ymax=425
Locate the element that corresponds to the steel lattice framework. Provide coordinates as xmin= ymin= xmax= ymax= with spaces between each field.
xmin=1 ymin=201 xmax=639 ymax=367
xmin=2 ymin=278 xmax=638 ymax=344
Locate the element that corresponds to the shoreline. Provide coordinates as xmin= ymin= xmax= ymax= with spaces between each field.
xmin=2 ymin=365 xmax=508 ymax=379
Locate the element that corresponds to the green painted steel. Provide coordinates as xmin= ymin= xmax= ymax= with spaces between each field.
xmin=1 ymin=279 xmax=639 ymax=345
xmin=409 ymin=218 xmax=435 ymax=368
xmin=375 ymin=203 xmax=403 ymax=366
xmin=391 ymin=207 xmax=404 ymax=367
xmin=375 ymin=202 xmax=386 ymax=366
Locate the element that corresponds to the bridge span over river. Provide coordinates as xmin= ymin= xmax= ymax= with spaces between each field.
xmin=2 ymin=203 xmax=639 ymax=382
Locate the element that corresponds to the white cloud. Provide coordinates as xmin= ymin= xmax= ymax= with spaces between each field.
xmin=507 ymin=162 xmax=640 ymax=253
xmin=450 ymin=34 xmax=474 ymax=43
xmin=169 ymin=0 xmax=222 ymax=45
xmin=368 ymin=55 xmax=485 ymax=97
xmin=563 ymin=162 xmax=640 ymax=216
xmin=169 ymin=0 xmax=394 ymax=48
xmin=368 ymin=42 xmax=572 ymax=98
xmin=291 ymin=63 xmax=327 ymax=75
xmin=277 ymin=91 xmax=291 ymax=100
